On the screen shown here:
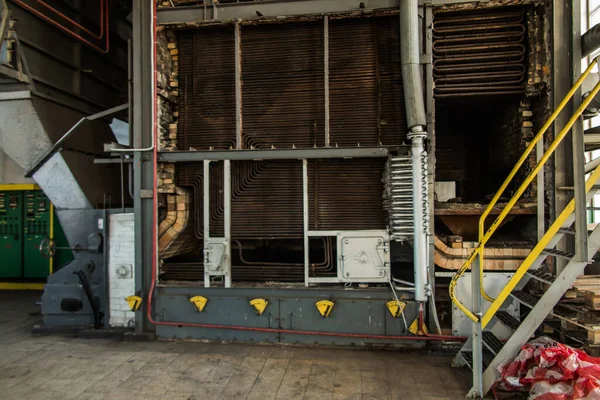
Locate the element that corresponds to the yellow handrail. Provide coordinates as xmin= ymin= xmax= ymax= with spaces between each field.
xmin=449 ymin=63 xmax=600 ymax=323
xmin=481 ymin=165 xmax=600 ymax=328
xmin=477 ymin=58 xmax=600 ymax=303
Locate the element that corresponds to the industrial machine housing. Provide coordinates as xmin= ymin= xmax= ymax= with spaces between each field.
xmin=0 ymin=0 xmax=596 ymax=397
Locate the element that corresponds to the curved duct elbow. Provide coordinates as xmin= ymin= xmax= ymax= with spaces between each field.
xmin=158 ymin=187 xmax=196 ymax=259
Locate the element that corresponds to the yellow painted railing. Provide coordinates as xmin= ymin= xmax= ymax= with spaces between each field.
xmin=482 ymin=166 xmax=600 ymax=328
xmin=449 ymin=57 xmax=600 ymax=323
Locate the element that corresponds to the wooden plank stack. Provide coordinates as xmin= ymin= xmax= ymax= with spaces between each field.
xmin=571 ymin=275 xmax=600 ymax=355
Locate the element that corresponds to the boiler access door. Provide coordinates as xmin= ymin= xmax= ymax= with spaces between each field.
xmin=339 ymin=232 xmax=390 ymax=282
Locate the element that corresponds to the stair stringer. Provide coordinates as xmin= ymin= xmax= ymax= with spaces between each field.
xmin=480 ymin=224 xmax=600 ymax=396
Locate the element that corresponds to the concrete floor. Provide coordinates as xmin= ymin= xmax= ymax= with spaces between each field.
xmin=0 ymin=291 xmax=471 ymax=400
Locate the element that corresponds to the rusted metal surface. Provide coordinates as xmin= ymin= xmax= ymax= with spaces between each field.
xmin=242 ymin=22 xmax=325 ymax=148
xmin=308 ymin=159 xmax=386 ymax=230
xmin=177 ymin=28 xmax=236 ymax=150
xmin=329 ymin=17 xmax=407 ymax=146
xmin=433 ymin=7 xmax=527 ymax=98
xmin=176 ymin=17 xmax=407 ymax=150
xmin=165 ymin=16 xmax=403 ymax=282
xmin=167 ymin=159 xmax=385 ymax=281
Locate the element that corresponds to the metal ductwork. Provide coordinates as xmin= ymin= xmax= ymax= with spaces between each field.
xmin=400 ymin=0 xmax=429 ymax=303
xmin=583 ymin=23 xmax=600 ymax=58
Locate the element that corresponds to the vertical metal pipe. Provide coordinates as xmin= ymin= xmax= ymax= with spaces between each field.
xmin=303 ymin=159 xmax=309 ymax=286
xmin=410 ymin=131 xmax=428 ymax=302
xmin=401 ymin=0 xmax=429 ymax=302
xmin=235 ymin=22 xmax=242 ymax=149
xmin=400 ymin=0 xmax=426 ymax=129
xmin=203 ymin=160 xmax=211 ymax=288
xmin=324 ymin=16 xmax=330 ymax=147
xmin=224 ymin=160 xmax=231 ymax=288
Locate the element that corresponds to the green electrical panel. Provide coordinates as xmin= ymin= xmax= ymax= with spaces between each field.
xmin=24 ymin=191 xmax=51 ymax=278
xmin=0 ymin=191 xmax=23 ymax=278
xmin=0 ymin=189 xmax=73 ymax=281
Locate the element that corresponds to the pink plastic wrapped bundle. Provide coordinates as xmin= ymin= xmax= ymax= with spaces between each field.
xmin=493 ymin=337 xmax=600 ymax=399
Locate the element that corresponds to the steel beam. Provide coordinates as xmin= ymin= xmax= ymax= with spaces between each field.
xmin=157 ymin=0 xmax=400 ymax=24
xmin=156 ymin=0 xmax=483 ymax=24
xmin=158 ymin=147 xmax=393 ymax=162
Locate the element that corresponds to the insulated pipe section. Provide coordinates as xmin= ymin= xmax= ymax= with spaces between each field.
xmin=410 ymin=130 xmax=429 ymax=302
xmin=400 ymin=0 xmax=426 ymax=129
xmin=582 ymin=26 xmax=600 ymax=117
xmin=583 ymin=23 xmax=600 ymax=58
xmin=400 ymin=0 xmax=429 ymax=302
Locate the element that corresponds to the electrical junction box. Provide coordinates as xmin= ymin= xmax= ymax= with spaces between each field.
xmin=339 ymin=230 xmax=390 ymax=283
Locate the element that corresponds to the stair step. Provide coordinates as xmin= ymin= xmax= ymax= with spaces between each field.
xmin=460 ymin=351 xmax=473 ymax=370
xmin=542 ymin=248 xmax=575 ymax=260
xmin=495 ymin=311 xmax=520 ymax=331
xmin=511 ymin=291 xmax=539 ymax=308
xmin=558 ymin=228 xmax=576 ymax=235
xmin=527 ymin=269 xmax=556 ymax=285
xmin=482 ymin=331 xmax=503 ymax=355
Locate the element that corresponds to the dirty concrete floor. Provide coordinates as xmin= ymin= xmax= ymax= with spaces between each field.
xmin=0 ymin=291 xmax=471 ymax=400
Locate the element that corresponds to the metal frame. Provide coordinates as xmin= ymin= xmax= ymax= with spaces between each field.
xmin=203 ymin=160 xmax=232 ymax=288
xmin=158 ymin=147 xmax=393 ymax=162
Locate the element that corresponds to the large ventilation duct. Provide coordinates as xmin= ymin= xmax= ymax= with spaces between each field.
xmin=400 ymin=0 xmax=429 ymax=303
xmin=583 ymin=23 xmax=600 ymax=58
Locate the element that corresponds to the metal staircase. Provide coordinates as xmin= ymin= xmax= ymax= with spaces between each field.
xmin=449 ymin=57 xmax=600 ymax=398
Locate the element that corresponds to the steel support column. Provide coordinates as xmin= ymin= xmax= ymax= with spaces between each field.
xmin=468 ymin=259 xmax=483 ymax=399
xmin=132 ymin=0 xmax=155 ymax=333
xmin=224 ymin=160 xmax=232 ymax=288
xmin=553 ymin=0 xmax=576 ymax=274
xmin=572 ymin=0 xmax=588 ymax=263
xmin=303 ymin=159 xmax=309 ymax=286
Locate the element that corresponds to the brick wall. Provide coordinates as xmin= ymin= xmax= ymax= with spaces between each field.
xmin=108 ymin=213 xmax=135 ymax=328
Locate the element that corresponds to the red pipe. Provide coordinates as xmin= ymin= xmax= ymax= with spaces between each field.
xmin=36 ymin=0 xmax=105 ymax=40
xmin=145 ymin=0 xmax=464 ymax=343
xmin=13 ymin=0 xmax=109 ymax=53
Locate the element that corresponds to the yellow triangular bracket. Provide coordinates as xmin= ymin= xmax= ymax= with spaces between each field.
xmin=386 ymin=299 xmax=406 ymax=319
xmin=250 ymin=298 xmax=268 ymax=316
xmin=125 ymin=295 xmax=142 ymax=312
xmin=315 ymin=300 xmax=335 ymax=318
xmin=409 ymin=317 xmax=429 ymax=335
xmin=189 ymin=296 xmax=208 ymax=312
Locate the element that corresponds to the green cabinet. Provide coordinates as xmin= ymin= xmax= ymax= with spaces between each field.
xmin=24 ymin=191 xmax=51 ymax=278
xmin=0 ymin=189 xmax=73 ymax=280
xmin=0 ymin=191 xmax=23 ymax=278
